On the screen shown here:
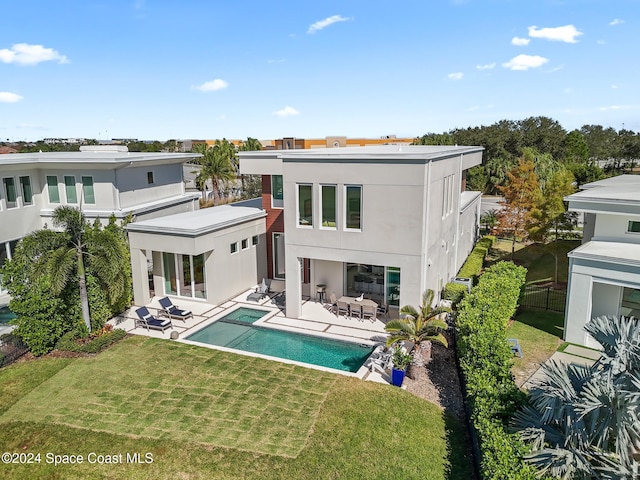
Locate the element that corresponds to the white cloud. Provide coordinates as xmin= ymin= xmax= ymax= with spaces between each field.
xmin=0 ymin=91 xmax=23 ymax=103
xmin=511 ymin=37 xmax=530 ymax=46
xmin=609 ymin=18 xmax=624 ymax=26
xmin=476 ymin=63 xmax=496 ymax=70
xmin=611 ymin=84 xmax=618 ymax=89
xmin=528 ymin=25 xmax=583 ymax=43
xmin=307 ymin=15 xmax=351 ymax=34
xmin=267 ymin=58 xmax=285 ymax=64
xmin=448 ymin=72 xmax=463 ymax=80
xmin=502 ymin=54 xmax=548 ymax=71
xmin=599 ymin=105 xmax=631 ymax=111
xmin=0 ymin=43 xmax=69 ymax=65
xmin=193 ymin=79 xmax=229 ymax=92
xmin=564 ymin=88 xmax=573 ymax=94
xmin=273 ymin=106 xmax=300 ymax=117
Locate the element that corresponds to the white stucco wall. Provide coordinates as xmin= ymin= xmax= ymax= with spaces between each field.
xmin=593 ymin=213 xmax=640 ymax=244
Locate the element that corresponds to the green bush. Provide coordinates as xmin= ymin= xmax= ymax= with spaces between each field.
xmin=458 ymin=235 xmax=495 ymax=281
xmin=55 ymin=328 xmax=127 ymax=354
xmin=443 ymin=282 xmax=467 ymax=304
xmin=456 ymin=261 xmax=536 ymax=479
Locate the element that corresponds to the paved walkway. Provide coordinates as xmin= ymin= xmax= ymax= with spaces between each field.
xmin=522 ymin=344 xmax=601 ymax=390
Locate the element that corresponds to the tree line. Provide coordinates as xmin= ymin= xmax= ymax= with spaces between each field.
xmin=414 ymin=116 xmax=640 ymax=194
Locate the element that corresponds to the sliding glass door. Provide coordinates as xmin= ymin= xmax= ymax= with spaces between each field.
xmin=162 ymin=252 xmax=206 ymax=299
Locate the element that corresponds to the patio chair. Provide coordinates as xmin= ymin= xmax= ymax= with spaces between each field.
xmin=376 ymin=304 xmax=389 ymax=319
xmin=135 ymin=306 xmax=173 ymax=333
xmin=337 ymin=300 xmax=350 ymax=318
xmin=362 ymin=304 xmax=377 ymax=322
xmin=508 ymin=338 xmax=523 ymax=358
xmin=247 ymin=278 xmax=270 ymax=302
xmin=350 ymin=303 xmax=363 ymax=321
xmin=326 ymin=292 xmax=338 ymax=314
xmin=158 ymin=297 xmax=193 ymax=322
xmin=368 ymin=347 xmax=393 ymax=374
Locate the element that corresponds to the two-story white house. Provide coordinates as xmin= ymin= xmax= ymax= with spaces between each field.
xmin=564 ymin=175 xmax=640 ymax=348
xmin=239 ymin=145 xmax=483 ymax=318
xmin=0 ymin=145 xmax=201 ymax=295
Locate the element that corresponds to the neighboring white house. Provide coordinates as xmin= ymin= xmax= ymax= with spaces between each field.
xmin=0 ymin=145 xmax=201 ymax=294
xmin=564 ymin=175 xmax=640 ymax=348
xmin=239 ymin=145 xmax=483 ymax=318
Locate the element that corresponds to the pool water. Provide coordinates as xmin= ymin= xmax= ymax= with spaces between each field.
xmin=186 ymin=308 xmax=374 ymax=373
xmin=0 ymin=306 xmax=16 ymax=325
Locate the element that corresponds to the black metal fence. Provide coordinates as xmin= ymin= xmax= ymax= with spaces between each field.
xmin=520 ymin=285 xmax=567 ymax=313
xmin=0 ymin=333 xmax=29 ymax=369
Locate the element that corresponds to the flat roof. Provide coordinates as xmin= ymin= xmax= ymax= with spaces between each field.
xmin=239 ymin=145 xmax=483 ymax=162
xmin=568 ymin=240 xmax=640 ymax=268
xmin=566 ymin=175 xmax=640 ymax=209
xmin=126 ymin=205 xmax=266 ymax=237
xmin=0 ymin=150 xmax=201 ymax=168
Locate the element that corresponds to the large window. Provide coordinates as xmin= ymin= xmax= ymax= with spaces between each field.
xmin=321 ymin=185 xmax=336 ymax=228
xmin=163 ymin=252 xmax=206 ymax=299
xmin=273 ymin=233 xmax=285 ymax=279
xmin=297 ymin=184 xmax=313 ymax=227
xmin=2 ymin=177 xmax=17 ymax=209
xmin=271 ymin=175 xmax=283 ymax=208
xmin=47 ymin=176 xmax=60 ymax=203
xmin=345 ymin=263 xmax=400 ymax=306
xmin=82 ymin=176 xmax=95 ymax=204
xmin=19 ymin=176 xmax=32 ymax=205
xmin=345 ymin=185 xmax=362 ymax=230
xmin=64 ymin=176 xmax=77 ymax=204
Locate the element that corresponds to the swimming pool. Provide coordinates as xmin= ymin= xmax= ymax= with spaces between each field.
xmin=0 ymin=305 xmax=16 ymax=325
xmin=186 ymin=308 xmax=374 ymax=373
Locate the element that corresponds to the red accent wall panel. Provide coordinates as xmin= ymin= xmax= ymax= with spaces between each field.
xmin=262 ymin=175 xmax=284 ymax=279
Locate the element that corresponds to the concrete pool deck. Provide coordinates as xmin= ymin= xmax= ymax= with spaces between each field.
xmin=108 ymin=288 xmax=393 ymax=381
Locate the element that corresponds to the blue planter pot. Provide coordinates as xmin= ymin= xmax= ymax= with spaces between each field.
xmin=391 ymin=368 xmax=406 ymax=387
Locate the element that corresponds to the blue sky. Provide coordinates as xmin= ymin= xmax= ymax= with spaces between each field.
xmin=1 ymin=0 xmax=638 ymax=141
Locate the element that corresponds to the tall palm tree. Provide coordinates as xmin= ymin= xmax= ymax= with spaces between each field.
xmin=385 ymin=289 xmax=449 ymax=380
xmin=34 ymin=207 xmax=128 ymax=333
xmin=512 ymin=315 xmax=640 ymax=478
xmin=194 ymin=141 xmax=237 ymax=204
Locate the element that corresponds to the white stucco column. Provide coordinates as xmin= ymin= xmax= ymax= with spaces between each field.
xmin=131 ymin=248 xmax=151 ymax=306
xmin=285 ymin=254 xmax=302 ymax=318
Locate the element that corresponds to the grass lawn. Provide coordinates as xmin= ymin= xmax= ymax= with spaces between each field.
xmin=0 ymin=336 xmax=473 ymax=479
xmin=508 ymin=310 xmax=564 ymax=387
xmin=488 ymin=239 xmax=580 ymax=285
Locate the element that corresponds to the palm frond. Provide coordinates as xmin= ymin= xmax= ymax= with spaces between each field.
xmin=47 ymin=247 xmax=76 ymax=295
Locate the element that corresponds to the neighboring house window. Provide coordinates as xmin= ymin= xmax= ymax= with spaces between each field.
xmin=242 ymin=238 xmax=249 ymax=250
xmin=2 ymin=177 xmax=17 ymax=209
xmin=345 ymin=185 xmax=362 ymax=230
xmin=82 ymin=176 xmax=95 ymax=204
xmin=19 ymin=176 xmax=33 ymax=205
xmin=47 ymin=176 xmax=60 ymax=203
xmin=627 ymin=221 xmax=640 ymax=233
xmin=252 ymin=235 xmax=259 ymax=246
xmin=147 ymin=171 xmax=154 ymax=184
xmin=271 ymin=175 xmax=283 ymax=208
xmin=64 ymin=176 xmax=77 ymax=204
xmin=321 ymin=184 xmax=336 ymax=228
xmin=230 ymin=242 xmax=238 ymax=254
xmin=297 ymin=184 xmax=313 ymax=227
xmin=273 ymin=232 xmax=285 ymax=279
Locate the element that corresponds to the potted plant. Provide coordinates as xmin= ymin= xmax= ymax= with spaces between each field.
xmin=390 ymin=345 xmax=412 ymax=387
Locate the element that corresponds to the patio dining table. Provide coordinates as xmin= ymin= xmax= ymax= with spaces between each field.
xmin=338 ymin=296 xmax=378 ymax=310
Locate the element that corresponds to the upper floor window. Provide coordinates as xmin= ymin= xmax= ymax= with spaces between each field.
xmin=271 ymin=175 xmax=283 ymax=208
xmin=321 ymin=185 xmax=336 ymax=228
xmin=345 ymin=185 xmax=362 ymax=230
xmin=147 ymin=171 xmax=154 ymax=184
xmin=19 ymin=176 xmax=33 ymax=205
xmin=64 ymin=176 xmax=77 ymax=204
xmin=82 ymin=176 xmax=95 ymax=204
xmin=442 ymin=174 xmax=455 ymax=217
xmin=628 ymin=221 xmax=640 ymax=234
xmin=297 ymin=184 xmax=313 ymax=227
xmin=230 ymin=242 xmax=238 ymax=254
xmin=252 ymin=235 xmax=259 ymax=246
xmin=47 ymin=176 xmax=60 ymax=204
xmin=3 ymin=177 xmax=17 ymax=209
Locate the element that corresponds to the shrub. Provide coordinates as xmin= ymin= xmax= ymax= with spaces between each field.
xmin=443 ymin=282 xmax=467 ymax=304
xmin=458 ymin=235 xmax=495 ymax=281
xmin=455 ymin=261 xmax=536 ymax=479
xmin=55 ymin=328 xmax=127 ymax=354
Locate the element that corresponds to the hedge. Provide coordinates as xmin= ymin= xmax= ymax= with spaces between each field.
xmin=55 ymin=328 xmax=127 ymax=354
xmin=455 ymin=261 xmax=537 ymax=479
xmin=443 ymin=235 xmax=495 ymax=307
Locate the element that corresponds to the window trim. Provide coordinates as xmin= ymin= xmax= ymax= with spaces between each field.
xmin=271 ymin=175 xmax=284 ymax=209
xmin=230 ymin=242 xmax=238 ymax=254
xmin=19 ymin=176 xmax=33 ymax=206
xmin=2 ymin=177 xmax=17 ymax=209
xmin=81 ymin=176 xmax=95 ymax=204
xmin=272 ymin=232 xmax=285 ymax=280
xmin=297 ymin=183 xmax=313 ymax=228
xmin=320 ymin=184 xmax=337 ymax=230
xmin=64 ymin=175 xmax=78 ymax=204
xmin=252 ymin=235 xmax=259 ymax=246
xmin=241 ymin=238 xmax=249 ymax=250
xmin=147 ymin=171 xmax=155 ymax=184
xmin=627 ymin=220 xmax=640 ymax=234
xmin=344 ymin=184 xmax=362 ymax=231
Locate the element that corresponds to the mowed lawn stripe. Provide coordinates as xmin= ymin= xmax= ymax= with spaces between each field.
xmin=0 ymin=336 xmax=336 ymax=457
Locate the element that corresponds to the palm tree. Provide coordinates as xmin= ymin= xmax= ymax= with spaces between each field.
xmin=34 ymin=207 xmax=129 ymax=333
xmin=512 ymin=315 xmax=640 ymax=478
xmin=384 ymin=289 xmax=449 ymax=380
xmin=193 ymin=142 xmax=236 ymax=205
